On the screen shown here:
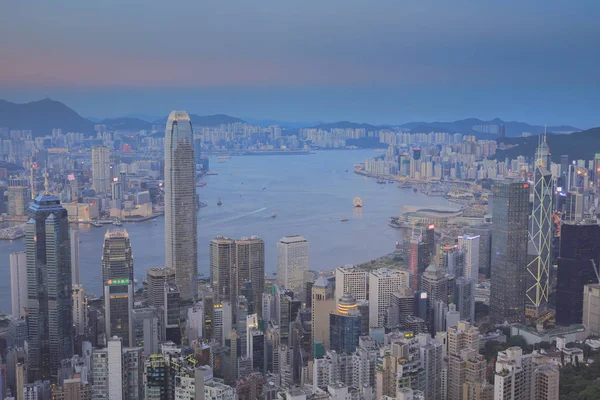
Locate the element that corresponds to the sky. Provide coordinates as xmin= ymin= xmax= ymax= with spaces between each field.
xmin=1 ymin=0 xmax=599 ymax=127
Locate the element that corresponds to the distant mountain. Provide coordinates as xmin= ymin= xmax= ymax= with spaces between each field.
xmin=398 ymin=118 xmax=579 ymax=137
xmin=310 ymin=121 xmax=388 ymax=130
xmin=99 ymin=117 xmax=153 ymax=131
xmin=0 ymin=98 xmax=581 ymax=138
xmin=492 ymin=127 xmax=600 ymax=162
xmin=188 ymin=114 xmax=245 ymax=127
xmin=0 ymin=98 xmax=94 ymax=135
xmin=243 ymin=117 xmax=323 ymax=129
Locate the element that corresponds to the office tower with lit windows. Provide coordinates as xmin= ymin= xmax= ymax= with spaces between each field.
xmin=164 ymin=110 xmax=197 ymax=301
xmin=556 ymin=222 xmax=600 ymax=325
xmin=102 ymin=229 xmax=134 ymax=346
xmin=277 ymin=235 xmax=309 ymax=295
xmin=26 ymin=192 xmax=73 ymax=381
xmin=10 ymin=251 xmax=27 ymax=319
xmin=235 ymin=236 xmax=265 ymax=318
xmin=91 ymin=145 xmax=111 ymax=192
xmin=210 ymin=236 xmax=236 ymax=304
xmin=526 ymin=138 xmax=553 ymax=317
xmin=490 ymin=181 xmax=530 ymax=323
xmin=101 ymin=229 xmax=134 ymax=285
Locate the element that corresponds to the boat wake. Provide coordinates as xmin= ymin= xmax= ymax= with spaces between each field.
xmin=209 ymin=207 xmax=268 ymax=225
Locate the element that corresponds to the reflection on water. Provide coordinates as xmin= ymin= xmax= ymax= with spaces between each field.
xmin=0 ymin=150 xmax=454 ymax=311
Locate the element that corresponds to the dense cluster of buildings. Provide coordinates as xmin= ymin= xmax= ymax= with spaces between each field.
xmin=3 ymin=112 xmax=600 ymax=400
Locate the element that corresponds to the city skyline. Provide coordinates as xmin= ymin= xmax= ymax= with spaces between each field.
xmin=1 ymin=1 xmax=599 ymax=127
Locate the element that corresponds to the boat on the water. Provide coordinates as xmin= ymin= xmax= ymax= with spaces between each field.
xmin=341 ymin=218 xmax=349 ymax=222
xmin=217 ymin=199 xmax=222 ymax=206
xmin=91 ymin=220 xmax=102 ymax=227
xmin=413 ymin=188 xmax=418 ymax=193
xmin=112 ymin=219 xmax=123 ymax=226
xmin=353 ymin=197 xmax=363 ymax=208
xmin=271 ymin=212 xmax=277 ymax=219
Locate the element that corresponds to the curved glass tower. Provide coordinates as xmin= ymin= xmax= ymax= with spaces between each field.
xmin=165 ymin=111 xmax=197 ymax=300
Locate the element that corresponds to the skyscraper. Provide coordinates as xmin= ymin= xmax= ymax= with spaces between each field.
xmin=329 ymin=293 xmax=362 ymax=354
xmin=369 ymin=268 xmax=410 ymax=328
xmin=164 ymin=110 xmax=197 ymax=301
xmin=91 ymin=145 xmax=111 ymax=192
xmin=277 ymin=235 xmax=308 ymax=295
xmin=10 ymin=252 xmax=27 ymax=319
xmin=526 ymin=138 xmax=553 ymax=317
xmin=556 ymin=222 xmax=600 ymax=325
xmin=454 ymin=277 xmax=475 ymax=323
xmin=458 ymin=235 xmax=480 ymax=281
xmin=70 ymin=229 xmax=80 ymax=285
xmin=101 ymin=229 xmax=134 ymax=285
xmin=490 ymin=181 xmax=529 ymax=323
xmin=102 ymin=229 xmax=134 ymax=346
xmin=311 ymin=276 xmax=336 ymax=350
xmin=210 ymin=236 xmax=236 ymax=304
xmin=235 ymin=236 xmax=265 ymax=318
xmin=146 ymin=267 xmax=175 ymax=308
xmin=26 ymin=192 xmax=73 ymax=381
xmin=7 ymin=186 xmax=28 ymax=216
xmin=334 ymin=265 xmax=368 ymax=302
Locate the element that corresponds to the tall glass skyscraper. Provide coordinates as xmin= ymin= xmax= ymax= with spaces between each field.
xmin=490 ymin=181 xmax=529 ymax=323
xmin=26 ymin=193 xmax=73 ymax=381
xmin=526 ymin=138 xmax=553 ymax=317
xmin=556 ymin=222 xmax=600 ymax=325
xmin=164 ymin=111 xmax=197 ymax=300
xmin=102 ymin=229 xmax=134 ymax=346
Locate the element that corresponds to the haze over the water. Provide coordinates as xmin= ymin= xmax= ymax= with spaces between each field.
xmin=1 ymin=0 xmax=599 ymax=127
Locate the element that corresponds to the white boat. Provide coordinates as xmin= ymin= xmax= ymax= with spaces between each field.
xmin=270 ymin=212 xmax=277 ymax=218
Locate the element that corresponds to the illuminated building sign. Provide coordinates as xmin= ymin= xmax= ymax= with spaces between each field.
xmin=107 ymin=278 xmax=130 ymax=286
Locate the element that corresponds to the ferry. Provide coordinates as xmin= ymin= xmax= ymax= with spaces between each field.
xmin=91 ymin=220 xmax=103 ymax=228
xmin=217 ymin=199 xmax=222 ymax=206
xmin=271 ymin=212 xmax=277 ymax=219
xmin=112 ymin=219 xmax=123 ymax=227
xmin=353 ymin=197 xmax=363 ymax=208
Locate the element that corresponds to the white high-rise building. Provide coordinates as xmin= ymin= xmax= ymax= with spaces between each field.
xmin=164 ymin=111 xmax=197 ymax=300
xmin=369 ymin=268 xmax=410 ymax=328
xmin=277 ymin=235 xmax=308 ymax=295
xmin=458 ymin=235 xmax=480 ymax=280
xmin=70 ymin=229 xmax=80 ymax=285
xmin=493 ymin=347 xmax=533 ymax=400
xmin=92 ymin=145 xmax=111 ymax=192
xmin=10 ymin=251 xmax=27 ymax=318
xmin=335 ymin=265 xmax=368 ymax=302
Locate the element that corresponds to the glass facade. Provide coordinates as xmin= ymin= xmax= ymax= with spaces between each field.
xmin=490 ymin=181 xmax=529 ymax=323
xmin=26 ymin=194 xmax=73 ymax=381
xmin=165 ymin=111 xmax=198 ymax=301
xmin=556 ymin=223 xmax=600 ymax=325
xmin=329 ymin=312 xmax=362 ymax=354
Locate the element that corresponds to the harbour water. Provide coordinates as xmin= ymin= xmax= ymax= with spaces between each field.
xmin=0 ymin=149 xmax=455 ymax=312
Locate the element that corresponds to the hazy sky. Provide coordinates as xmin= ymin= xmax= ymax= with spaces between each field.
xmin=1 ymin=1 xmax=599 ymax=127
